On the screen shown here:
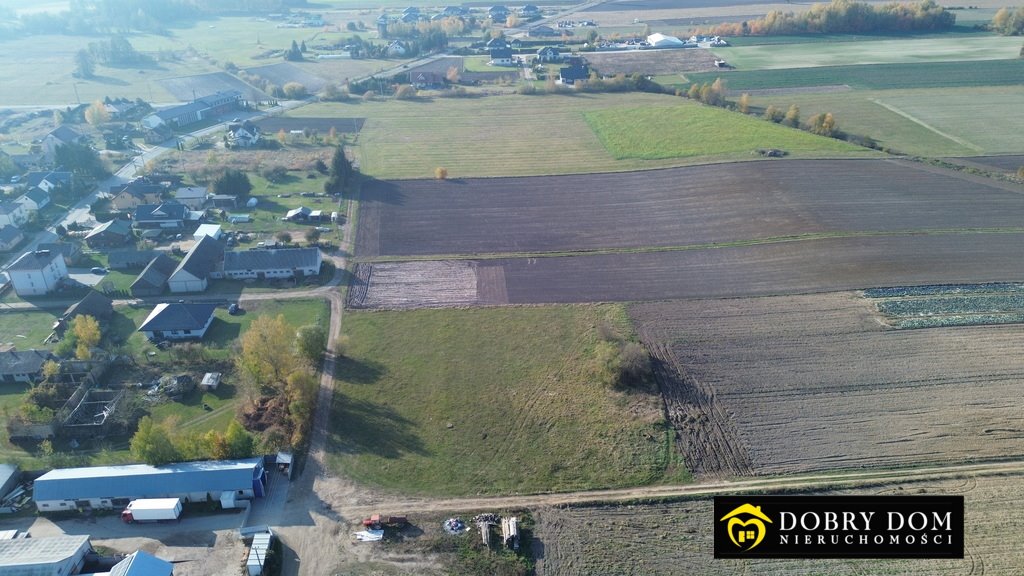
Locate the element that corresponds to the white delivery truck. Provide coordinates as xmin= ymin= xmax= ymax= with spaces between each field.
xmin=121 ymin=498 xmax=183 ymax=523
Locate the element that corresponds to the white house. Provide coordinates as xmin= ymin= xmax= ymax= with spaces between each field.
xmin=15 ymin=188 xmax=50 ymax=212
xmin=173 ymin=186 xmax=208 ymax=210
xmin=221 ymin=247 xmax=322 ymax=280
xmin=168 ymin=234 xmax=223 ymax=293
xmin=7 ymin=249 xmax=68 ymax=296
xmin=138 ymin=302 xmax=218 ymax=341
xmin=0 ymin=202 xmax=28 ymax=228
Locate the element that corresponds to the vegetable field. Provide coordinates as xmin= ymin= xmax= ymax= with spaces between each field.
xmin=865 ymin=283 xmax=1024 ymax=329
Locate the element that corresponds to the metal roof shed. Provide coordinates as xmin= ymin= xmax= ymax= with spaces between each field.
xmin=0 ymin=535 xmax=91 ymax=576
xmin=109 ymin=549 xmax=173 ymax=576
xmin=34 ymin=457 xmax=265 ymax=510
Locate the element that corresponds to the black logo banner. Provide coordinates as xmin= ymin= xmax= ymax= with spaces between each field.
xmin=714 ymin=495 xmax=964 ymax=559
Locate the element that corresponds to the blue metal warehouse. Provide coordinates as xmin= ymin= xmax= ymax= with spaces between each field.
xmin=34 ymin=457 xmax=265 ymax=512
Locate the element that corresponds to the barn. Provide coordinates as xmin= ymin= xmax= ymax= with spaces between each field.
xmin=33 ymin=457 xmax=266 ymax=512
xmin=647 ymin=33 xmax=685 ymax=48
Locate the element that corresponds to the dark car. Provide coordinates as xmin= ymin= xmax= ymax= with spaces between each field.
xmin=90 ymin=267 xmax=107 ymax=274
xmin=228 ymin=303 xmax=241 ymax=315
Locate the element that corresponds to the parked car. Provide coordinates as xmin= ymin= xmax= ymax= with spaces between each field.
xmin=315 ymin=226 xmax=332 ymax=232
xmin=228 ymin=303 xmax=242 ymax=315
xmin=90 ymin=267 xmax=107 ymax=274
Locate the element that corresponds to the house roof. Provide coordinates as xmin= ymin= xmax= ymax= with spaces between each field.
xmin=85 ymin=218 xmax=133 ymax=239
xmin=133 ymin=202 xmax=187 ymax=222
xmin=46 ymin=125 xmax=83 ymax=145
xmin=0 ymin=349 xmax=52 ymax=376
xmin=33 ymin=457 xmax=262 ymax=502
xmin=112 ymin=178 xmax=164 ymax=198
xmin=194 ymin=224 xmax=221 ymax=238
xmin=560 ymin=63 xmax=590 ymax=81
xmin=25 ymin=171 xmax=71 ymax=190
xmin=223 ymin=247 xmax=321 ymax=273
xmin=538 ymin=46 xmax=560 ymax=54
xmin=285 ymin=206 xmax=311 ymax=219
xmin=0 ymin=535 xmax=91 ymax=567
xmin=490 ymin=47 xmax=513 ymax=59
xmin=486 ymin=37 xmax=509 ymax=48
xmin=173 ymin=234 xmax=223 ymax=280
xmin=21 ymin=188 xmax=50 ymax=204
xmin=155 ymin=101 xmax=207 ymax=122
xmin=109 ymin=550 xmax=173 ymax=576
xmin=37 ymin=242 xmax=79 ymax=260
xmin=7 ymin=250 xmax=60 ymax=271
xmin=174 ymin=186 xmax=207 ymax=201
xmin=131 ymin=254 xmax=177 ymax=293
xmin=0 ymin=225 xmax=21 ymax=244
xmin=0 ymin=202 xmax=23 ymax=216
xmin=107 ymin=250 xmax=157 ymax=269
xmin=138 ymin=302 xmax=218 ymax=333
xmin=64 ymin=291 xmax=114 ymax=321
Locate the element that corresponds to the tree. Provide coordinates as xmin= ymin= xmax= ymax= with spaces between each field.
xmin=320 ymin=83 xmax=347 ymax=101
xmin=295 ymin=325 xmax=327 ymax=366
xmin=130 ymin=416 xmax=180 ymax=465
xmin=211 ymin=168 xmax=253 ymax=197
xmin=738 ymin=93 xmax=752 ymax=114
xmin=782 ymin=104 xmax=800 ymax=127
xmin=686 ymin=83 xmax=700 ymax=100
xmin=277 ymin=129 xmax=288 ymax=145
xmin=764 ymin=104 xmax=784 ymax=123
xmin=224 ymin=420 xmax=255 ymax=459
xmin=285 ymin=39 xmax=303 ymax=61
xmin=446 ymin=65 xmax=461 ymax=84
xmin=84 ymin=100 xmax=110 ymax=126
xmin=276 ymin=231 xmax=292 ymax=244
xmin=55 ymin=142 xmax=108 ymax=178
xmin=435 ymin=167 xmax=448 ymax=180
xmin=74 ymin=49 xmax=95 ymax=78
xmin=807 ymin=112 xmax=839 ymax=137
xmin=305 ymin=228 xmax=321 ymax=245
xmin=300 ymin=40 xmax=307 ymax=52
xmin=283 ymin=82 xmax=308 ymax=99
xmin=72 ymin=315 xmax=101 ymax=360
xmin=324 ymin=145 xmax=352 ymax=195
xmin=394 ymin=84 xmax=417 ymax=100
xmin=237 ymin=314 xmax=299 ymax=398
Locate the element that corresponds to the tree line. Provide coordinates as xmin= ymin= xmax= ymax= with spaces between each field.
xmin=707 ymin=0 xmax=955 ymax=36
xmin=990 ymin=7 xmax=1024 ymax=35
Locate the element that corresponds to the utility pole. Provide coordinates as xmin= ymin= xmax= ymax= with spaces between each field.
xmin=72 ymin=82 xmax=81 ymax=105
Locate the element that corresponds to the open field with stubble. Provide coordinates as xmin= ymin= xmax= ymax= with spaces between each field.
xmin=328 ymin=305 xmax=684 ymax=496
xmin=533 ymin=473 xmax=1024 ymax=575
xmin=629 ymin=292 xmax=1024 ymax=476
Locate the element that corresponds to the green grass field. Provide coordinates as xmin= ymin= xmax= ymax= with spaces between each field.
xmin=712 ymin=35 xmax=1024 ymax=70
xmin=585 ymin=103 xmax=867 ymax=160
xmin=328 ymin=305 xmax=685 ymax=496
xmin=296 ymin=93 xmax=871 ymax=179
xmin=685 ymin=59 xmax=1024 ymax=91
xmin=753 ymin=86 xmax=1024 ymax=156
xmin=0 ymin=310 xmax=61 ymax=350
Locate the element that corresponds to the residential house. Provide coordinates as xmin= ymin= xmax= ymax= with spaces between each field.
xmin=0 ymin=349 xmax=54 ymax=384
xmin=221 ymin=247 xmax=322 ymax=280
xmin=284 ymin=206 xmax=311 ymax=221
xmin=141 ymin=115 xmax=173 ymax=144
xmin=167 ymin=234 xmax=224 ymax=293
xmin=400 ymin=11 xmax=420 ymax=23
xmin=173 ymin=186 xmax=208 ymax=210
xmin=386 ymin=40 xmax=409 ymax=57
xmin=130 ymin=253 xmax=177 ymax=297
xmin=441 ymin=5 xmax=466 ymax=16
xmin=84 ymin=218 xmax=134 ymax=248
xmin=55 ymin=291 xmax=114 ymax=336
xmin=103 ymin=97 xmax=148 ymax=120
xmin=412 ymin=72 xmax=445 ymax=89
xmin=227 ymin=121 xmax=260 ymax=148
xmin=7 ymin=249 xmax=68 ymax=296
xmin=0 ymin=202 xmax=28 ymax=228
xmin=486 ymin=37 xmax=510 ymax=50
xmin=559 ymin=60 xmax=590 ymax=85
xmin=489 ymin=5 xmax=511 ymax=20
xmin=42 ymin=125 xmax=87 ymax=163
xmin=132 ymin=202 xmax=188 ymax=230
xmin=528 ymin=25 xmax=557 ymax=37
xmin=111 ymin=178 xmax=166 ymax=211
xmin=107 ymin=249 xmax=157 ymax=270
xmin=489 ymin=47 xmax=514 ymax=66
xmin=0 ymin=226 xmax=22 ymax=252
xmin=536 ymin=46 xmax=562 ymax=63
xmin=37 ymin=242 xmax=81 ymax=266
xmin=521 ymin=4 xmax=540 ymax=16
xmin=138 ymin=302 xmax=218 ymax=341
xmin=15 ymin=188 xmax=50 ymax=212
xmin=24 ymin=170 xmax=71 ymax=195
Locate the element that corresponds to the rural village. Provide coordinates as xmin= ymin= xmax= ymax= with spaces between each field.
xmin=0 ymin=0 xmax=1021 ymax=574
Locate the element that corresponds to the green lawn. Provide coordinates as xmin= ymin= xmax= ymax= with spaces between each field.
xmin=328 ymin=305 xmax=686 ymax=496
xmin=0 ymin=309 xmax=61 ymax=350
xmin=685 ymin=59 xmax=1024 ymax=91
xmin=585 ymin=103 xmax=867 ymax=160
xmin=753 ymin=86 xmax=1024 ymax=156
xmin=711 ymin=35 xmax=1024 ymax=70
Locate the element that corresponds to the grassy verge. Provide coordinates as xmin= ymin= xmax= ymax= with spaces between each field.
xmin=584 ymin=103 xmax=866 ymax=160
xmin=328 ymin=305 xmax=686 ymax=496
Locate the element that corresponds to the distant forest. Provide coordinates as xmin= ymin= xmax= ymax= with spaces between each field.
xmin=707 ymin=0 xmax=956 ymax=36
xmin=0 ymin=0 xmax=311 ymax=37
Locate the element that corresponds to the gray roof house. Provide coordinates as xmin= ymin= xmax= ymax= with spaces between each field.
xmin=132 ymin=202 xmax=188 ymax=230
xmin=56 ymin=291 xmax=114 ymax=336
xmin=130 ymin=253 xmax=178 ymax=297
xmin=84 ymin=218 xmax=134 ymax=248
xmin=173 ymin=186 xmax=208 ymax=209
xmin=16 ymin=188 xmax=51 ymax=212
xmin=138 ymin=302 xmax=218 ymax=341
xmin=222 ymin=247 xmax=323 ymax=280
xmin=33 ymin=457 xmax=266 ymax=511
xmin=0 ymin=226 xmax=22 ymax=252
xmin=167 ymin=235 xmax=224 ymax=293
xmin=107 ymin=249 xmax=157 ymax=270
xmin=0 ymin=349 xmax=54 ymax=384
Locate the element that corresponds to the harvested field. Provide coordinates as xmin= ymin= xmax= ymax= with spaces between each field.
xmin=355 ymin=160 xmax=1024 ymax=258
xmin=584 ymin=49 xmax=720 ymax=75
xmin=254 ymin=116 xmax=365 ymax=134
xmin=243 ymin=62 xmax=327 ymax=92
xmin=629 ymin=293 xmax=1024 ymax=476
xmin=586 ymin=0 xmax=775 ymax=10
xmin=533 ymin=473 xmax=1024 ymax=575
xmin=346 ymin=261 xmax=484 ymax=309
xmin=948 ymin=154 xmax=1024 ymax=173
xmin=355 ymin=233 xmax=1024 ymax=307
xmin=157 ymin=72 xmax=266 ymax=102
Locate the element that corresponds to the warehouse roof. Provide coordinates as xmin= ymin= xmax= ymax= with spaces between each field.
xmin=223 ymin=247 xmax=321 ymax=273
xmin=33 ymin=458 xmax=262 ymax=502
xmin=0 ymin=534 xmax=90 ymax=567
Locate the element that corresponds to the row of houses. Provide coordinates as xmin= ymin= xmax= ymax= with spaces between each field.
xmin=0 ymin=170 xmax=67 ymax=253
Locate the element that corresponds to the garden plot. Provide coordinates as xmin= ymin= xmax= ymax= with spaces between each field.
xmin=864 ymin=283 xmax=1024 ymax=329
xmin=346 ymin=261 xmax=481 ymax=309
xmin=583 ymin=49 xmax=720 ymax=75
xmin=158 ymin=72 xmax=266 ymax=102
xmin=628 ymin=292 xmax=1024 ymax=477
xmin=243 ymin=62 xmax=327 ymax=92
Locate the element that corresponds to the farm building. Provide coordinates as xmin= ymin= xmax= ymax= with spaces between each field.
xmin=137 ymin=302 xmax=218 ymax=341
xmin=144 ymin=90 xmax=243 ymax=130
xmin=221 ymin=247 xmax=322 ymax=280
xmin=130 ymin=254 xmax=177 ymax=297
xmin=0 ymin=534 xmax=92 ymax=576
xmin=200 ymin=372 xmax=221 ymax=390
xmin=0 ymin=226 xmax=22 ymax=252
xmin=33 ymin=457 xmax=266 ymax=511
xmin=108 ymin=550 xmax=173 ymax=576
xmin=193 ymin=224 xmax=223 ymax=242
xmin=173 ymin=186 xmax=208 ymax=209
xmin=7 ymin=249 xmax=68 ymax=296
xmin=284 ymin=206 xmax=311 ymax=221
xmin=54 ymin=291 xmax=114 ymax=337
xmin=84 ymin=219 xmax=133 ymax=249
xmin=647 ymin=33 xmax=685 ymax=48
xmin=0 ymin=350 xmax=54 ymax=384
xmin=168 ymin=234 xmax=224 ymax=293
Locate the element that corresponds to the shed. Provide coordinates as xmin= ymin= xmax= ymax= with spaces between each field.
xmin=246 ymin=532 xmax=274 ymax=576
xmin=0 ymin=535 xmax=92 ymax=576
xmin=109 ymin=550 xmax=173 ymax=576
xmin=193 ymin=223 xmax=223 ymax=241
xmin=201 ymin=372 xmax=222 ymax=390
xmin=34 ymin=457 xmax=266 ymax=511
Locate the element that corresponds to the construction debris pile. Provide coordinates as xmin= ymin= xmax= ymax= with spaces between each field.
xmin=471 ymin=513 xmax=520 ymax=550
xmin=443 ymin=517 xmax=468 ymax=535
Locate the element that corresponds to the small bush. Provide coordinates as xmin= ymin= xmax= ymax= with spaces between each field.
xmin=435 ymin=167 xmax=448 ymax=179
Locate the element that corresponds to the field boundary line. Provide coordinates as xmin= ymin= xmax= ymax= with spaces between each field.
xmin=354 ymin=227 xmax=1024 ymax=264
xmin=870 ymin=98 xmax=984 ymax=152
